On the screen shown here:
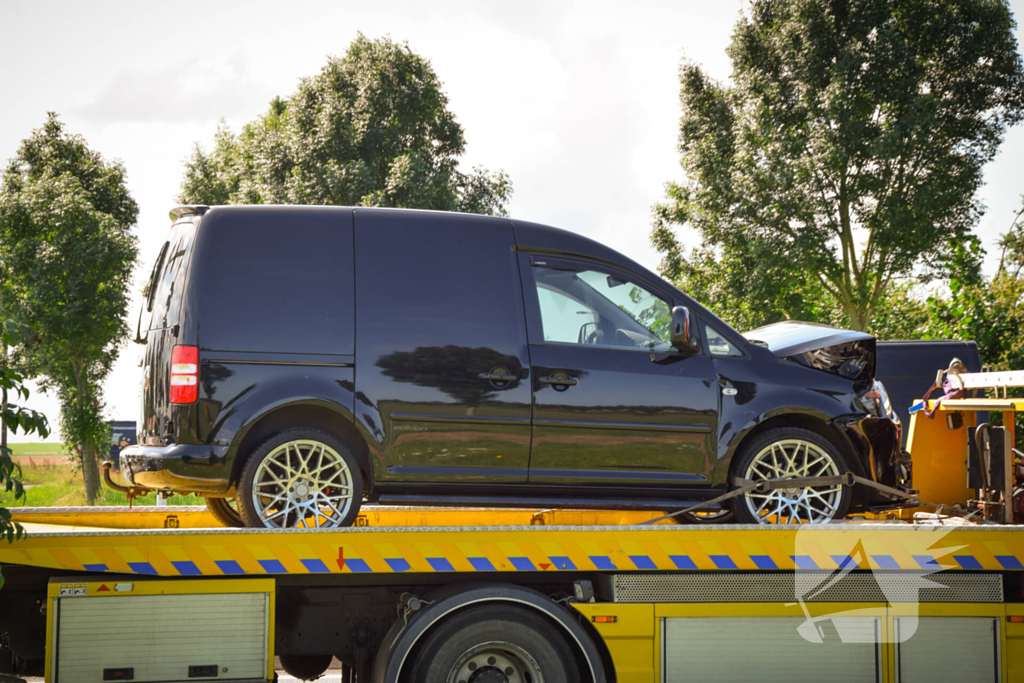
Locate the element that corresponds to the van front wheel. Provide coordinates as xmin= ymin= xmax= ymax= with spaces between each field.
xmin=238 ymin=429 xmax=363 ymax=529
xmin=731 ymin=427 xmax=852 ymax=525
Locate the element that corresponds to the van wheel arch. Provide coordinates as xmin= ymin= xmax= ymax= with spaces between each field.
xmin=230 ymin=403 xmax=372 ymax=493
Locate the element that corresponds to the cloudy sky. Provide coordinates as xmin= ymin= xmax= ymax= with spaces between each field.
xmin=2 ymin=0 xmax=1023 ymax=441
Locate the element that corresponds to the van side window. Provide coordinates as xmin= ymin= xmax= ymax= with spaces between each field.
xmin=535 ymin=287 xmax=597 ymax=343
xmin=532 ymin=264 xmax=673 ymax=352
xmin=705 ymin=324 xmax=743 ymax=357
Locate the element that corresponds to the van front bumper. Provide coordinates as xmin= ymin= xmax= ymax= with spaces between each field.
xmin=120 ymin=444 xmax=234 ymax=494
xmin=835 ymin=413 xmax=909 ymax=502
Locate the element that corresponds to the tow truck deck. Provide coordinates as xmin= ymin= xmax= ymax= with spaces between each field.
xmin=4 ymin=507 xmax=1024 ymax=683
xmin=5 ymin=510 xmax=1024 ymax=576
xmin=3 ymin=394 xmax=1024 ymax=682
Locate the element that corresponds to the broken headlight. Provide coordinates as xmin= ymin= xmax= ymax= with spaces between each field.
xmin=858 ymin=379 xmax=895 ymax=419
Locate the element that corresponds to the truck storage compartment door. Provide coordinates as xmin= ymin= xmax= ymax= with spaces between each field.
xmin=663 ymin=616 xmax=882 ymax=682
xmin=50 ymin=578 xmax=273 ymax=683
xmin=894 ymin=616 xmax=999 ymax=683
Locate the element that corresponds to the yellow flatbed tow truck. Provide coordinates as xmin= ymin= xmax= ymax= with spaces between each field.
xmin=3 ymin=387 xmax=1024 ymax=682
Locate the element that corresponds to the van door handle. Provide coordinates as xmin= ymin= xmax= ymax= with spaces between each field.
xmin=539 ymin=376 xmax=578 ymax=387
xmin=478 ymin=372 xmax=517 ymax=382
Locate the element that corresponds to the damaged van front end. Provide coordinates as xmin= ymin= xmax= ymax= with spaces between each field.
xmin=745 ymin=321 xmax=909 ymax=507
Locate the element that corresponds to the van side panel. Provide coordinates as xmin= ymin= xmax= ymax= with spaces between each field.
xmin=186 ymin=207 xmax=357 ymax=453
xmin=353 ymin=209 xmax=532 ymax=486
xmin=189 ymin=206 xmax=355 ymax=355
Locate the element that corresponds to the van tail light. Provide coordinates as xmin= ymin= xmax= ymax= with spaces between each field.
xmin=170 ymin=345 xmax=199 ymax=404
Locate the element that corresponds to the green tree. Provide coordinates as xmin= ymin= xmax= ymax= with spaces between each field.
xmin=0 ymin=320 xmax=50 ymax=546
xmin=653 ymin=0 xmax=1024 ymax=331
xmin=180 ymin=34 xmax=512 ymax=215
xmin=923 ymin=197 xmax=1024 ymax=369
xmin=914 ymin=198 xmax=1024 ymax=434
xmin=0 ymin=114 xmax=139 ymax=504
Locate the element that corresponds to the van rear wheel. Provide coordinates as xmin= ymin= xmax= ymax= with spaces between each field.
xmin=238 ymin=428 xmax=363 ymax=529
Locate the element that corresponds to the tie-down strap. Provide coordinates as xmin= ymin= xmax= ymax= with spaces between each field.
xmin=641 ymin=472 xmax=939 ymax=525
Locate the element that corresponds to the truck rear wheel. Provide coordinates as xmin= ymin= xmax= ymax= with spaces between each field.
xmin=407 ymin=604 xmax=580 ymax=683
xmin=238 ymin=428 xmax=363 ymax=529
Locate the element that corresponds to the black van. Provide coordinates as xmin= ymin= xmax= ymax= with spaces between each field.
xmin=121 ymin=205 xmax=904 ymax=528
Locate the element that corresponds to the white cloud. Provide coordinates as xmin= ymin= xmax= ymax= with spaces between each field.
xmin=74 ymin=52 xmax=277 ymax=123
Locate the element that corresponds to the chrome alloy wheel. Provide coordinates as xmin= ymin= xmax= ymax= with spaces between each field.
xmin=742 ymin=439 xmax=843 ymax=524
xmin=447 ymin=641 xmax=543 ymax=683
xmin=250 ymin=439 xmax=355 ymax=528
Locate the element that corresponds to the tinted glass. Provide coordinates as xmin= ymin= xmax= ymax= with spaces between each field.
xmin=148 ymin=219 xmax=198 ymax=331
xmin=192 ymin=207 xmax=354 ymax=354
xmin=532 ymin=264 xmax=672 ymax=352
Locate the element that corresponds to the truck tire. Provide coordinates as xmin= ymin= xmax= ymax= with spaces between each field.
xmin=238 ymin=428 xmax=363 ymax=529
xmin=205 ymin=497 xmax=245 ymax=527
xmin=407 ymin=604 xmax=580 ymax=683
xmin=732 ymin=427 xmax=852 ymax=524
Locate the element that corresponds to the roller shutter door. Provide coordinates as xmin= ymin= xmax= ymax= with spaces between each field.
xmin=55 ymin=592 xmax=269 ymax=682
xmin=895 ymin=617 xmax=999 ymax=683
xmin=662 ymin=616 xmax=881 ymax=682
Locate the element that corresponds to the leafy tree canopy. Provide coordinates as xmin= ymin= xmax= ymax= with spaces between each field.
xmin=653 ymin=0 xmax=1024 ymax=332
xmin=0 ymin=114 xmax=139 ymax=504
xmin=0 ymin=320 xmax=50 ymax=546
xmin=180 ymin=34 xmax=512 ymax=215
xmin=925 ymin=197 xmax=1024 ymax=367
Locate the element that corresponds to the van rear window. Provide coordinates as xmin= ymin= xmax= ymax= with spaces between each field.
xmin=149 ymin=219 xmax=198 ymax=331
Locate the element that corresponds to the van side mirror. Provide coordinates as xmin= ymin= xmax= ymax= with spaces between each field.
xmin=670 ymin=306 xmax=698 ymax=352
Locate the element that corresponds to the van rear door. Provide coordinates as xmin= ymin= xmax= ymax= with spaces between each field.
xmin=139 ymin=216 xmax=199 ymax=445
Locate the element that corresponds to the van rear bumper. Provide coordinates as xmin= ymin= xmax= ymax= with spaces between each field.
xmin=120 ymin=444 xmax=233 ymax=494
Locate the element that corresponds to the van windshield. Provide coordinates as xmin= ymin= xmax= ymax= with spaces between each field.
xmin=148 ymin=219 xmax=198 ymax=331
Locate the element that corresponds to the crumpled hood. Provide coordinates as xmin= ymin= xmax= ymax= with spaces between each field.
xmin=744 ymin=321 xmax=876 ymax=383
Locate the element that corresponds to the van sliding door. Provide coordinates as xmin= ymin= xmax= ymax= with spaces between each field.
xmin=353 ymin=210 xmax=532 ymax=485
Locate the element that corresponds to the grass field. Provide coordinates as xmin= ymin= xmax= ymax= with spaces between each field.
xmin=7 ymin=442 xmax=65 ymax=457
xmin=1 ymin=456 xmax=203 ymax=508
